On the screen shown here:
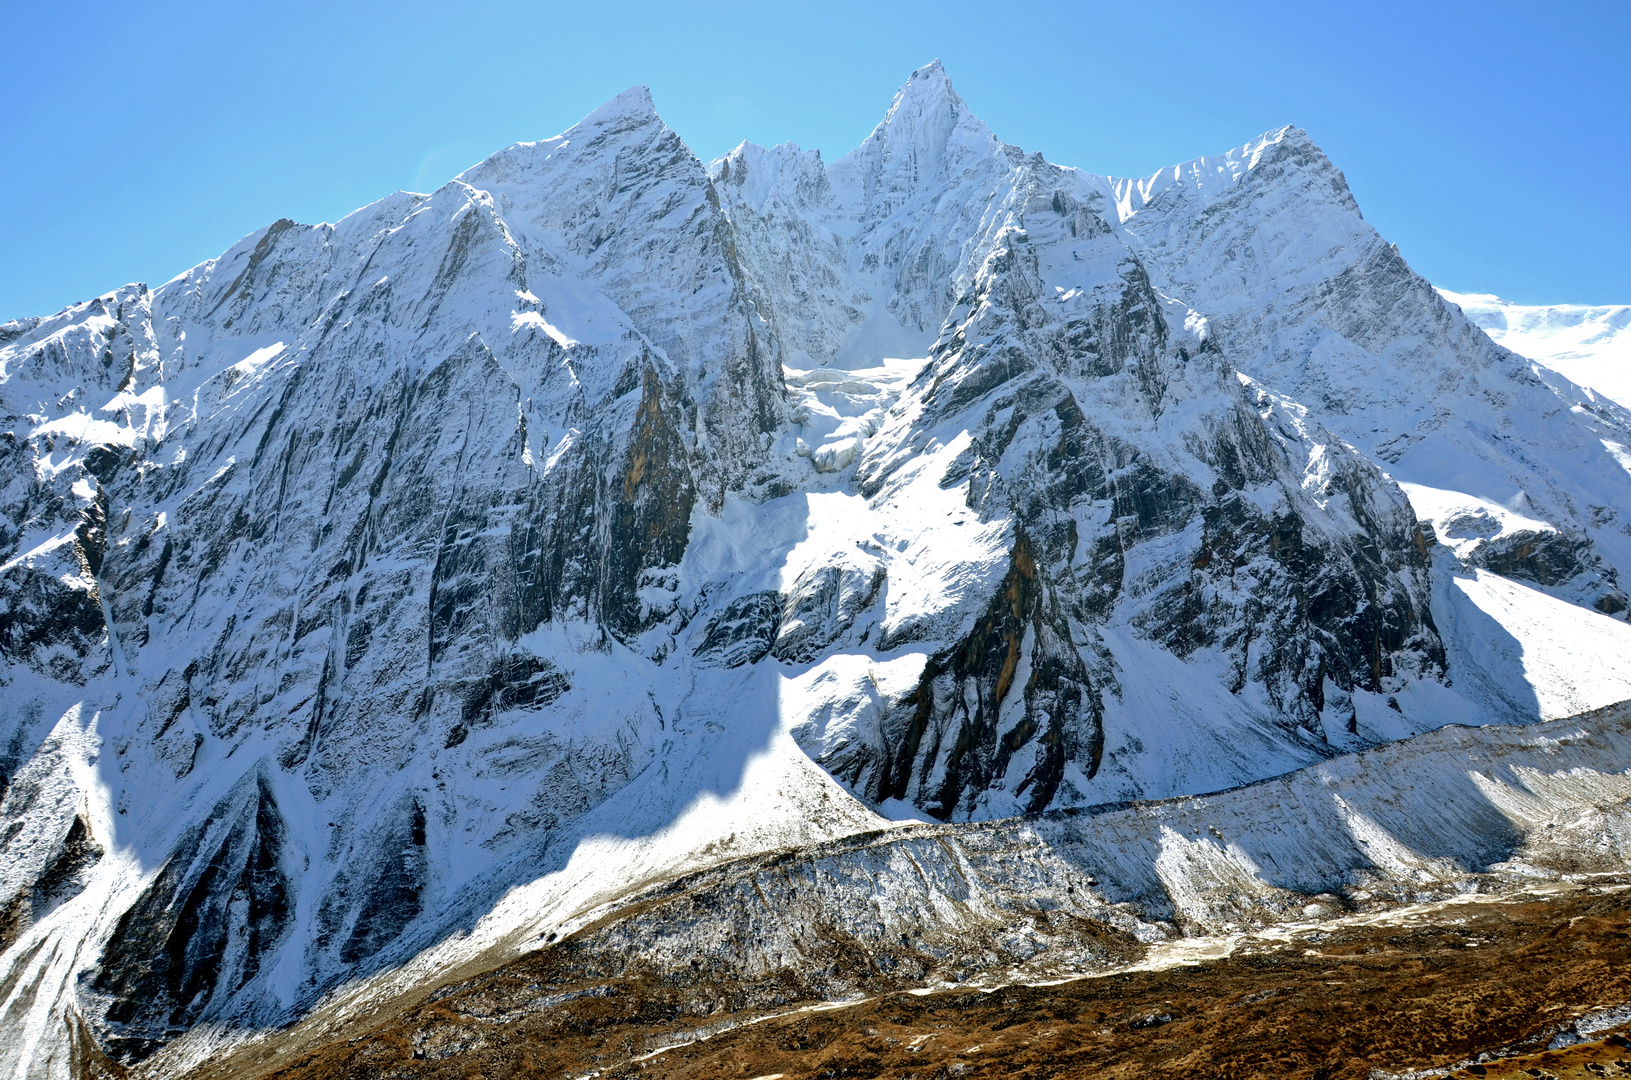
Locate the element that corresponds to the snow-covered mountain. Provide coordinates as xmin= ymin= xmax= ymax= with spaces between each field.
xmin=3 ymin=61 xmax=1629 ymax=1076
xmin=1439 ymin=288 xmax=1631 ymax=410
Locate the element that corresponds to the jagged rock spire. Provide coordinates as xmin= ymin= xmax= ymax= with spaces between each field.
xmin=831 ymin=59 xmax=1001 ymax=219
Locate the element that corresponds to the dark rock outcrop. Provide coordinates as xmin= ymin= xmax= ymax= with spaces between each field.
xmin=83 ymin=771 xmax=291 ymax=1062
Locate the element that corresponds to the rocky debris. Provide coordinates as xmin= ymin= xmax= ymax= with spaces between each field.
xmin=159 ymin=702 xmax=1631 ymax=1080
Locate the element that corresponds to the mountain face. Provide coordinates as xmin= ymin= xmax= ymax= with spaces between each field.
xmin=3 ymin=61 xmax=1630 ymax=1076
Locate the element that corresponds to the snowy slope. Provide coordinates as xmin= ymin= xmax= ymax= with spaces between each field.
xmin=1 ymin=62 xmax=1629 ymax=1077
xmin=1439 ymin=288 xmax=1631 ymax=410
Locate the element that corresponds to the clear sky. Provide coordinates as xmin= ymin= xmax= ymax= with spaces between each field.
xmin=3 ymin=0 xmax=1626 ymax=322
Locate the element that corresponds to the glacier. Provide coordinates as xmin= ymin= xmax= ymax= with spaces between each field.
xmin=1 ymin=61 xmax=1629 ymax=1077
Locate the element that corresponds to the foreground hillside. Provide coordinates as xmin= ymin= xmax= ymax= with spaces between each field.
xmin=211 ymin=887 xmax=1631 ymax=1080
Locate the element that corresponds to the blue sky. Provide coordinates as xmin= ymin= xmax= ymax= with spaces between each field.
xmin=2 ymin=0 xmax=1626 ymax=321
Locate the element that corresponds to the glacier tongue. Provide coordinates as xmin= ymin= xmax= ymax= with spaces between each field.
xmin=1 ymin=63 xmax=1629 ymax=1075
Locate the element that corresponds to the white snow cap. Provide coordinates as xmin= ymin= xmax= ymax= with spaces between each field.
xmin=579 ymin=84 xmax=660 ymax=126
xmin=832 ymin=58 xmax=1000 ymax=215
xmin=872 ymin=58 xmax=983 ymax=145
xmin=906 ymin=57 xmax=952 ymax=90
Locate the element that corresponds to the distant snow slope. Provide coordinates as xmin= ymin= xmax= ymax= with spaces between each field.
xmin=1439 ymin=288 xmax=1631 ymax=409
xmin=2 ymin=61 xmax=1628 ymax=1078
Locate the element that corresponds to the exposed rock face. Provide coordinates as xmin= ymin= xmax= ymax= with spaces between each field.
xmin=2 ymin=62 xmax=1631 ymax=1075
xmin=712 ymin=73 xmax=1447 ymax=817
xmin=83 ymin=771 xmax=290 ymax=1061
xmin=1466 ymin=528 xmax=1628 ymax=616
xmin=1098 ymin=126 xmax=1631 ymax=613
xmin=315 ymin=794 xmax=427 ymax=968
xmin=871 ymin=531 xmax=1104 ymax=818
xmin=0 ymin=812 xmax=102 ymax=955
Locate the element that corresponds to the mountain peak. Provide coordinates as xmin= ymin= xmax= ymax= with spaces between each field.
xmin=1105 ymin=124 xmax=1347 ymax=223
xmin=579 ymin=85 xmax=661 ymax=128
xmin=831 ymin=61 xmax=999 ymax=214
xmin=908 ymin=58 xmax=949 ymax=85
xmin=884 ymin=58 xmax=966 ymax=127
xmin=456 ymin=84 xmax=673 ymax=192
